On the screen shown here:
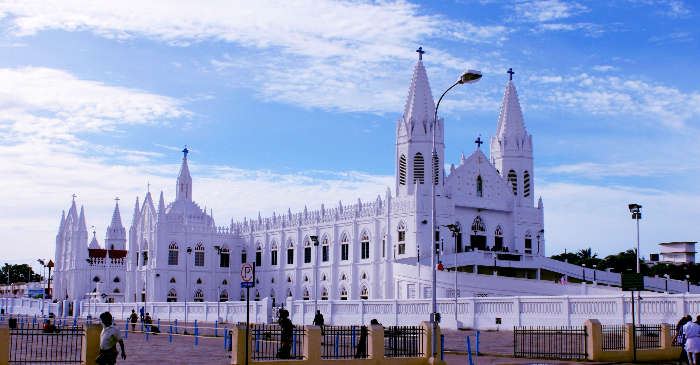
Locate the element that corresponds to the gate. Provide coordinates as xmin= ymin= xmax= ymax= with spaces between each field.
xmin=513 ymin=326 xmax=587 ymax=360
xmin=9 ymin=327 xmax=84 ymax=363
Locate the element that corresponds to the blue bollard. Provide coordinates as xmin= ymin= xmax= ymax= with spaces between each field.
xmin=255 ymin=333 xmax=259 ymax=352
xmin=169 ymin=324 xmax=173 ymax=343
xmin=292 ymin=332 xmax=296 ymax=356
xmin=146 ymin=325 xmax=149 ymax=341
xmin=223 ymin=327 xmax=227 ymax=349
xmin=441 ymin=334 xmax=445 ymax=361
xmin=476 ymin=330 xmax=480 ymax=355
xmin=194 ymin=322 xmax=199 ymax=346
xmin=73 ymin=318 xmax=77 ymax=327
xmin=351 ymin=326 xmax=356 ymax=347
xmin=466 ymin=336 xmax=473 ymax=365
xmin=174 ymin=319 xmax=178 ymax=334
xmin=334 ymin=333 xmax=339 ymax=358
xmin=157 ymin=318 xmax=160 ymax=329
xmin=215 ymin=320 xmax=218 ymax=337
xmin=141 ymin=320 xmax=144 ymax=332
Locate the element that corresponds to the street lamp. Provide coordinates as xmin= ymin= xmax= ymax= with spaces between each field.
xmin=687 ymin=275 xmax=691 ymax=293
xmin=430 ymin=51 xmax=482 ymax=358
xmin=628 ymin=203 xmax=642 ymax=325
xmin=309 ymin=236 xmax=320 ymax=314
xmin=444 ymin=223 xmax=461 ymax=326
xmin=582 ymin=264 xmax=586 ymax=283
xmin=592 ymin=264 xmax=597 ymax=284
xmin=185 ymin=246 xmax=192 ymax=325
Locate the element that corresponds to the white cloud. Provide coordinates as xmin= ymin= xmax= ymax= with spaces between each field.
xmin=537 ymin=22 xmax=605 ymax=37
xmin=540 ymin=181 xmax=700 ymax=256
xmin=592 ymin=65 xmax=617 ymax=72
xmin=532 ymin=73 xmax=700 ymax=129
xmin=649 ymin=31 xmax=693 ymax=44
xmin=542 ymin=161 xmax=696 ymax=178
xmin=0 ymin=0 xmax=507 ymax=114
xmin=514 ymin=0 xmax=588 ymax=22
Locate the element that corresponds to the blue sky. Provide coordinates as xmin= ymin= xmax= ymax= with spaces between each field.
xmin=0 ymin=0 xmax=698 ymax=266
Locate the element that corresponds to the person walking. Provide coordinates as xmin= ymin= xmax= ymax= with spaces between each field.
xmin=277 ymin=309 xmax=294 ymax=359
xmin=684 ymin=315 xmax=700 ymax=365
xmin=354 ymin=325 xmax=368 ymax=358
xmin=96 ymin=312 xmax=126 ymax=365
xmin=676 ymin=315 xmax=692 ymax=364
xmin=312 ymin=310 xmax=324 ymax=336
xmin=128 ymin=310 xmax=138 ymax=332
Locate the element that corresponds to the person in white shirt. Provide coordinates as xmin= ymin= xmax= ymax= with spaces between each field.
xmin=683 ymin=316 xmax=700 ymax=365
xmin=96 ymin=312 xmax=126 ymax=365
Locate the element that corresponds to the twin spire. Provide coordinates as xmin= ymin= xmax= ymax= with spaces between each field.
xmin=402 ymin=47 xmax=436 ymax=127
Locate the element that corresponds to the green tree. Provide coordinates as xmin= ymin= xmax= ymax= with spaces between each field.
xmin=0 ymin=263 xmax=41 ymax=284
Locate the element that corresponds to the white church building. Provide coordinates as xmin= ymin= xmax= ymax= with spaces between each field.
xmin=53 ymin=51 xmax=695 ymax=307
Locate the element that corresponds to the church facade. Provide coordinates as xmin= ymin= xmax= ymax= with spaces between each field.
xmin=53 ymin=53 xmax=544 ymax=304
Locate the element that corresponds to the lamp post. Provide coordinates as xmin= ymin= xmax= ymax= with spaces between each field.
xmin=185 ymin=246 xmax=192 ymax=325
xmin=592 ymin=264 xmax=597 ymax=284
xmin=309 ymin=236 xmax=320 ymax=314
xmin=430 ymin=50 xmax=482 ymax=359
xmin=444 ymin=223 xmax=461 ymax=325
xmin=582 ymin=264 xmax=586 ymax=283
xmin=628 ymin=203 xmax=642 ymax=324
xmin=687 ymin=275 xmax=691 ymax=293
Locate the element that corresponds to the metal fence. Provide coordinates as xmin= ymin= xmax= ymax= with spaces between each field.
xmin=601 ymin=325 xmax=626 ymax=351
xmin=513 ymin=326 xmax=587 ymax=360
xmin=321 ymin=325 xmax=368 ymax=359
xmin=250 ymin=324 xmax=305 ymax=360
xmin=9 ymin=326 xmax=84 ymax=364
xmin=635 ymin=324 xmax=661 ymax=349
xmin=384 ymin=326 xmax=425 ymax=358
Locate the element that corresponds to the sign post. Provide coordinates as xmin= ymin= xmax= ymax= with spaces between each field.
xmin=241 ymin=263 xmax=255 ymax=365
xmin=621 ymin=273 xmax=643 ymax=363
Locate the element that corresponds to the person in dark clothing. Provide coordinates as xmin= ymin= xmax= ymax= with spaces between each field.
xmin=354 ymin=325 xmax=368 ymax=358
xmin=144 ymin=313 xmax=160 ymax=334
xmin=96 ymin=312 xmax=126 ymax=365
xmin=312 ymin=310 xmax=324 ymax=336
xmin=676 ymin=315 xmax=692 ymax=364
xmin=277 ymin=309 xmax=294 ymax=359
xmin=128 ymin=310 xmax=138 ymax=331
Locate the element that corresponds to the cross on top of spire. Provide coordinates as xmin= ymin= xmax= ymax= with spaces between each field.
xmin=416 ymin=46 xmax=425 ymax=60
xmin=114 ymin=196 xmax=120 ymax=202
xmin=182 ymin=145 xmax=189 ymax=158
xmin=507 ymin=68 xmax=514 ymax=81
xmin=72 ymin=193 xmax=77 ymax=201
xmin=475 ymin=135 xmax=484 ymax=148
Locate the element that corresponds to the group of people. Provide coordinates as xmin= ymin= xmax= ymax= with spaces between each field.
xmin=128 ymin=308 xmax=160 ymax=334
xmin=675 ymin=315 xmax=700 ymax=364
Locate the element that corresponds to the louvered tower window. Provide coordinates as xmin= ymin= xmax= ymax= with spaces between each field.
xmin=413 ymin=153 xmax=425 ymax=184
xmin=432 ymin=154 xmax=439 ymax=185
xmin=523 ymin=171 xmax=531 ymax=197
xmin=476 ymin=175 xmax=483 ymax=197
xmin=399 ymin=154 xmax=407 ymax=185
xmin=508 ymin=170 xmax=517 ymax=195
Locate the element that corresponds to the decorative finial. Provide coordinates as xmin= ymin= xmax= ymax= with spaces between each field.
xmin=507 ymin=68 xmax=514 ymax=81
xmin=475 ymin=135 xmax=484 ymax=149
xmin=115 ymin=196 xmax=120 ymax=202
xmin=91 ymin=225 xmax=96 ymax=235
xmin=416 ymin=46 xmax=425 ymax=61
xmin=72 ymin=193 xmax=77 ymax=201
xmin=147 ymin=181 xmax=151 ymax=193
xmin=182 ymin=145 xmax=189 ymax=158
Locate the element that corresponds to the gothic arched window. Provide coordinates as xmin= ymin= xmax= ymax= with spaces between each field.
xmin=508 ymin=170 xmax=517 ymax=195
xmin=255 ymin=243 xmax=262 ymax=267
xmin=413 ymin=153 xmax=425 ymax=184
xmin=321 ymin=287 xmax=328 ymax=300
xmin=399 ymin=154 xmax=407 ymax=185
xmin=219 ymin=290 xmax=228 ymax=302
xmin=321 ymin=235 xmax=329 ymax=262
xmin=523 ymin=171 xmax=531 ymax=197
xmin=340 ymin=287 xmax=348 ymax=300
xmin=397 ymin=221 xmax=406 ymax=255
xmin=360 ymin=285 xmax=369 ymax=300
xmin=470 ymin=216 xmax=487 ymax=251
xmin=167 ymin=288 xmax=177 ymax=302
xmin=271 ymin=242 xmax=278 ymax=266
xmin=340 ymin=233 xmax=349 ymax=261
xmin=193 ymin=289 xmax=204 ymax=302
xmin=219 ymin=245 xmax=230 ymax=268
xmin=303 ymin=237 xmax=312 ymax=264
xmin=433 ymin=153 xmax=439 ymax=185
xmin=360 ymin=231 xmax=370 ymax=260
xmin=286 ymin=239 xmax=294 ymax=265
xmin=494 ymin=226 xmax=504 ymax=251
xmin=476 ymin=175 xmax=483 ymax=197
xmin=170 ymin=277 xmax=176 ymax=283
xmin=525 ymin=232 xmax=532 ymax=254
xmin=303 ymin=287 xmax=310 ymax=300
xmin=168 ymin=242 xmax=179 ymax=265
xmin=471 ymin=216 xmax=486 ymax=232
xmin=194 ymin=243 xmax=205 ymax=267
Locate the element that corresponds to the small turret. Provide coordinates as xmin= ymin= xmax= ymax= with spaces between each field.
xmin=176 ymin=147 xmax=192 ymax=201
xmin=105 ymin=198 xmax=126 ymax=250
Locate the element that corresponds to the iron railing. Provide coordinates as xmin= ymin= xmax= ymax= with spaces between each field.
xmin=384 ymin=326 xmax=425 ymax=358
xmin=9 ymin=326 xmax=84 ymax=364
xmin=513 ymin=326 xmax=587 ymax=360
xmin=250 ymin=324 xmax=305 ymax=360
xmin=320 ymin=325 xmax=368 ymax=359
xmin=635 ymin=324 xmax=661 ymax=349
xmin=601 ymin=325 xmax=626 ymax=351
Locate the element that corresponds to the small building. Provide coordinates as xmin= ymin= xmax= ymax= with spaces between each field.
xmin=657 ymin=242 xmax=696 ymax=264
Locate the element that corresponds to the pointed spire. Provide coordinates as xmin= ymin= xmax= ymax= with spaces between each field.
xmin=176 ymin=147 xmax=192 ymax=201
xmin=402 ymin=49 xmax=435 ymax=127
xmin=158 ymin=191 xmax=165 ymax=213
xmin=89 ymin=230 xmax=100 ymax=249
xmin=109 ymin=198 xmax=123 ymax=228
xmin=496 ymin=70 xmax=527 ymax=141
xmin=68 ymin=195 xmax=78 ymax=220
xmin=59 ymin=210 xmax=65 ymax=229
xmin=133 ymin=196 xmax=140 ymax=221
xmin=78 ymin=206 xmax=87 ymax=232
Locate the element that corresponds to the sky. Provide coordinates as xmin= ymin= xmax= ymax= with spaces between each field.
xmin=0 ymin=0 xmax=699 ymax=269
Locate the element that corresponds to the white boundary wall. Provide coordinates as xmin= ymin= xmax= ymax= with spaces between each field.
xmin=3 ymin=294 xmax=700 ymax=330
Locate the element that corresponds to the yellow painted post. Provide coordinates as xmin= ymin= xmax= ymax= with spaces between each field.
xmin=623 ymin=323 xmax=634 ymax=362
xmin=83 ymin=324 xmax=101 ymax=365
xmin=0 ymin=328 xmax=9 ymax=365
xmin=585 ymin=319 xmax=602 ymax=361
xmin=368 ymin=324 xmax=384 ymax=359
xmin=660 ymin=323 xmax=672 ymax=350
xmin=230 ymin=324 xmax=247 ymax=365
xmin=420 ymin=321 xmax=431 ymax=360
xmin=304 ymin=325 xmax=320 ymax=361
